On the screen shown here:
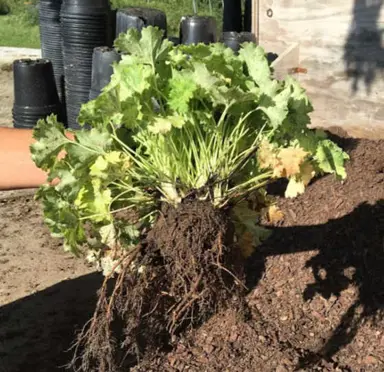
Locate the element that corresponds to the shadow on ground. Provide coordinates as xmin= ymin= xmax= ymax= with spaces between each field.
xmin=248 ymin=200 xmax=384 ymax=368
xmin=0 ymin=272 xmax=103 ymax=372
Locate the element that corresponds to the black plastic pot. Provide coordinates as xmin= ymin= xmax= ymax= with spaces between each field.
xmin=39 ymin=0 xmax=61 ymax=20
xmin=108 ymin=9 xmax=117 ymax=46
xmin=180 ymin=15 xmax=217 ymax=45
xmin=240 ymin=32 xmax=257 ymax=43
xmin=221 ymin=32 xmax=241 ymax=52
xmin=62 ymin=34 xmax=109 ymax=45
xmin=61 ymin=0 xmax=112 ymax=129
xmin=61 ymin=22 xmax=107 ymax=32
xmin=39 ymin=0 xmax=64 ymax=101
xmin=89 ymin=47 xmax=121 ymax=100
xmin=13 ymin=103 xmax=62 ymax=115
xmin=116 ymin=7 xmax=167 ymax=37
xmin=221 ymin=31 xmax=257 ymax=53
xmin=65 ymin=95 xmax=88 ymax=128
xmin=267 ymin=52 xmax=279 ymax=65
xmin=12 ymin=59 xmax=62 ymax=128
xmin=13 ymin=59 xmax=59 ymax=107
xmin=61 ymin=0 xmax=110 ymax=14
xmin=13 ymin=111 xmax=61 ymax=128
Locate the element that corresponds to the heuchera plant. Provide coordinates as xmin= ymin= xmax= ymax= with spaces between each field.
xmin=30 ymin=27 xmax=348 ymax=274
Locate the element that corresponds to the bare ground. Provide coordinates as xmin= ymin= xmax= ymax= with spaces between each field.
xmin=0 ymin=191 xmax=98 ymax=372
xmin=0 ymin=67 xmax=12 ymax=127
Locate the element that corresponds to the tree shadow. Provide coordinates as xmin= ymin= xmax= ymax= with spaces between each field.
xmin=247 ymin=200 xmax=384 ymax=368
xmin=344 ymin=0 xmax=384 ymax=94
xmin=0 ymin=272 xmax=104 ymax=372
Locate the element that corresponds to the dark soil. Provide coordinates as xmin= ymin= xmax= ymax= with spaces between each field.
xmin=147 ymin=200 xmax=246 ymax=334
xmin=0 ymin=134 xmax=383 ymax=372
xmin=133 ymin=136 xmax=384 ymax=371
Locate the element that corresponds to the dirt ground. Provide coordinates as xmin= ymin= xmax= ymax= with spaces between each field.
xmin=0 ymin=190 xmax=98 ymax=372
xmin=0 ymin=67 xmax=13 ymax=127
xmin=0 ymin=133 xmax=383 ymax=372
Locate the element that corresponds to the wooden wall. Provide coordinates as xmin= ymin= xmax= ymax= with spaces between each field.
xmin=253 ymin=0 xmax=384 ymax=138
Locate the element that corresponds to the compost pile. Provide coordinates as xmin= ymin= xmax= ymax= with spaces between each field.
xmin=30 ymin=27 xmax=348 ymax=371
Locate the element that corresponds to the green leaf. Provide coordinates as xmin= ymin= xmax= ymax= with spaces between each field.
xmin=75 ymin=178 xmax=113 ymax=222
xmin=30 ymin=115 xmax=69 ymax=170
xmin=112 ymin=61 xmax=153 ymax=100
xmin=36 ymin=185 xmax=86 ymax=255
xmin=78 ymin=90 xmax=121 ymax=128
xmin=177 ymin=43 xmax=211 ymax=60
xmin=192 ymin=62 xmax=219 ymax=90
xmin=68 ymin=128 xmax=112 ymax=164
xmin=114 ymin=26 xmax=172 ymax=67
xmin=258 ymin=84 xmax=291 ymax=128
xmin=232 ymin=201 xmax=271 ymax=257
xmin=315 ymin=140 xmax=349 ymax=179
xmin=167 ymin=71 xmax=198 ymax=113
xmin=148 ymin=116 xmax=186 ymax=134
xmin=239 ymin=43 xmax=272 ymax=87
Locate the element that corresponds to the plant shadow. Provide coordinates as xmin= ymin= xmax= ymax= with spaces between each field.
xmin=0 ymin=272 xmax=104 ymax=372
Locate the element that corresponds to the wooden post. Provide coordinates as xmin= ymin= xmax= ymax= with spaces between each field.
xmin=270 ymin=42 xmax=300 ymax=81
xmin=252 ymin=0 xmax=259 ymax=40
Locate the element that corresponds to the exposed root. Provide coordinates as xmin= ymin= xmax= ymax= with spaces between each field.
xmin=70 ymin=199 xmax=246 ymax=372
xmin=70 ymin=245 xmax=143 ymax=372
xmin=149 ymin=200 xmax=246 ymax=335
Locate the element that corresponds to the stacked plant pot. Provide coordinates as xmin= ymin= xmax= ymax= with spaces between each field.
xmin=221 ymin=31 xmax=257 ymax=53
xmin=115 ymin=7 xmax=167 ymax=37
xmin=39 ymin=0 xmax=64 ymax=101
xmin=89 ymin=46 xmax=121 ymax=101
xmin=61 ymin=0 xmax=111 ymax=129
xmin=12 ymin=59 xmax=61 ymax=129
xmin=180 ymin=16 xmax=217 ymax=45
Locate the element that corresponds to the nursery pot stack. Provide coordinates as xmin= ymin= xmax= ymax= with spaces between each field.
xmin=89 ymin=46 xmax=121 ymax=100
xmin=115 ymin=7 xmax=167 ymax=37
xmin=221 ymin=31 xmax=257 ymax=53
xmin=39 ymin=0 xmax=64 ymax=102
xmin=60 ymin=0 xmax=112 ymax=129
xmin=180 ymin=16 xmax=217 ymax=45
